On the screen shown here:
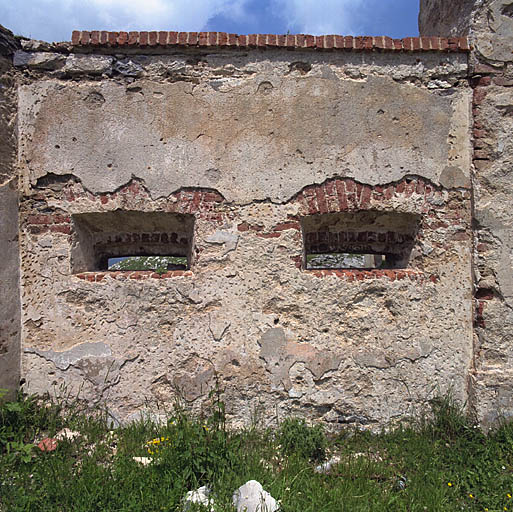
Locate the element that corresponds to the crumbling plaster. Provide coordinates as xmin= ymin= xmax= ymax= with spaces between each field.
xmin=17 ymin=50 xmax=471 ymax=201
xmin=12 ymin=45 xmax=476 ymax=427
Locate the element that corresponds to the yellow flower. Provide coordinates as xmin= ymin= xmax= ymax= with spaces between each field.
xmin=447 ymin=482 xmax=453 ymax=487
xmin=508 ymin=494 xmax=512 ymax=499
xmin=469 ymin=494 xmax=474 ymax=499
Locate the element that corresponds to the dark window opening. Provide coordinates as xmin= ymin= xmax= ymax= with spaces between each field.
xmin=301 ymin=211 xmax=419 ymax=270
xmin=71 ymin=211 xmax=194 ymax=273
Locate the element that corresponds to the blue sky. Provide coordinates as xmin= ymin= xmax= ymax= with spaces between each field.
xmin=1 ymin=0 xmax=419 ymax=43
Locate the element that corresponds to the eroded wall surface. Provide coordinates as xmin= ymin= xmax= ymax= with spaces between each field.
xmin=15 ymin=45 xmax=474 ymax=426
xmin=0 ymin=26 xmax=20 ymax=398
xmin=421 ymin=0 xmax=513 ymax=426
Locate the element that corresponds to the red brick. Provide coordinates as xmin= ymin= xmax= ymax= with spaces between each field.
xmin=86 ymin=274 xmax=95 ymax=282
xmin=396 ymin=181 xmax=406 ymax=194
xmin=473 ymin=88 xmax=488 ymax=105
xmin=117 ymin=31 xmax=128 ymax=46
xmin=312 ymin=35 xmax=322 ymax=49
xmin=384 ymin=37 xmax=394 ymax=50
xmin=343 ymin=36 xmax=354 ymax=49
xmin=178 ymin=32 xmax=187 ymax=45
xmin=218 ymin=32 xmax=228 ymax=46
xmin=363 ymin=36 xmax=373 ymax=50
xmin=27 ymin=214 xmax=51 ymax=225
xmin=335 ymin=180 xmax=348 ymax=210
xmin=139 ymin=31 xmax=148 ymax=46
xmin=345 ymin=180 xmax=356 ymax=206
xmin=50 ymin=225 xmax=71 ymax=234
xmin=71 ymin=31 xmax=80 ymax=45
xmin=286 ymin=34 xmax=296 ymax=48
xmin=208 ymin=32 xmax=218 ymax=45
xmin=325 ymin=35 xmax=334 ymax=49
xmin=80 ymin=31 xmax=91 ymax=45
xmin=458 ymin=37 xmax=470 ymax=51
xmin=128 ymin=31 xmax=138 ymax=45
xmin=371 ymin=36 xmax=383 ymax=49
xmin=385 ymin=270 xmax=396 ymax=281
xmin=198 ymin=32 xmax=208 ymax=46
xmin=256 ymin=232 xmax=281 ymax=238
xmin=227 ymin=33 xmax=237 ymax=46
xmin=108 ymin=31 xmax=119 ymax=46
xmin=303 ymin=188 xmax=319 ymax=214
xmin=305 ymin=34 xmax=315 ymax=48
xmin=248 ymin=34 xmax=257 ymax=47
xmin=393 ymin=39 xmax=403 ymax=50
xmin=257 ymin=34 xmax=266 ymax=47
xmin=95 ymin=273 xmax=105 ymax=282
xmin=448 ymin=37 xmax=459 ymax=51
xmin=91 ymin=30 xmax=101 ymax=45
xmin=416 ymin=180 xmax=425 ymax=195
xmin=315 ymin=187 xmax=328 ymax=214
xmin=354 ymin=36 xmax=364 ymax=49
xmin=360 ymin=185 xmax=372 ymax=208
xmin=238 ymin=34 xmax=247 ymax=47
xmin=148 ymin=31 xmax=158 ymax=46
xmin=333 ymin=35 xmax=344 ymax=49
xmin=274 ymin=221 xmax=300 ymax=231
xmin=158 ymin=31 xmax=168 ymax=46
xmin=52 ymin=215 xmax=70 ymax=224
xmin=402 ymin=37 xmax=414 ymax=51
xmin=295 ymin=34 xmax=305 ymax=47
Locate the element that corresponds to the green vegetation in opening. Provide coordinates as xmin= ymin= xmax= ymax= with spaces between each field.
xmin=306 ymin=252 xmax=387 ymax=270
xmin=1 ymin=388 xmax=513 ymax=511
xmin=108 ymin=256 xmax=188 ymax=272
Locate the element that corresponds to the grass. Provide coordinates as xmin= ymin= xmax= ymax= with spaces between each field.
xmin=1 ymin=389 xmax=513 ymax=512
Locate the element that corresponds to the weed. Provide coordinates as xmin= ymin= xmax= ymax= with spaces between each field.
xmin=276 ymin=417 xmax=327 ymax=462
xmin=1 ymin=391 xmax=513 ymax=512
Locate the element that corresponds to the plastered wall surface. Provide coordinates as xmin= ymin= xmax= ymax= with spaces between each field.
xmin=14 ymin=46 xmax=474 ymax=426
xmin=0 ymin=27 xmax=20 ymax=398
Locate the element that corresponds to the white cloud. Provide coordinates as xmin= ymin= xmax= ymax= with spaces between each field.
xmin=270 ymin=0 xmax=365 ymax=35
xmin=0 ymin=0 xmax=250 ymax=42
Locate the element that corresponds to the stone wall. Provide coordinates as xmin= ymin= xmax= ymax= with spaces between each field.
xmin=420 ymin=0 xmax=513 ymax=426
xmin=14 ymin=38 xmax=474 ymax=427
xmin=0 ymin=26 xmax=20 ymax=399
xmin=419 ymin=0 xmax=476 ymax=37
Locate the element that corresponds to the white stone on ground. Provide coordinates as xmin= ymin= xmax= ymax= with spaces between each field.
xmin=232 ymin=480 xmax=279 ymax=512
xmin=55 ymin=428 xmax=81 ymax=441
xmin=183 ymin=485 xmax=215 ymax=512
xmin=314 ymin=455 xmax=341 ymax=474
xmin=132 ymin=456 xmax=152 ymax=466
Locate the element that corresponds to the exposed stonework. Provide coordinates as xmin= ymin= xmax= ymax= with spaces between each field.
xmin=419 ymin=0 xmax=476 ymax=37
xmin=0 ymin=26 xmax=20 ymax=398
xmin=421 ymin=0 xmax=513 ymax=427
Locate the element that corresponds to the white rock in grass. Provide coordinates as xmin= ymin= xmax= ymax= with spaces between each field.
xmin=132 ymin=456 xmax=152 ymax=466
xmin=183 ymin=485 xmax=215 ymax=512
xmin=232 ymin=480 xmax=279 ymax=512
xmin=314 ymin=455 xmax=341 ymax=474
xmin=55 ymin=428 xmax=81 ymax=441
